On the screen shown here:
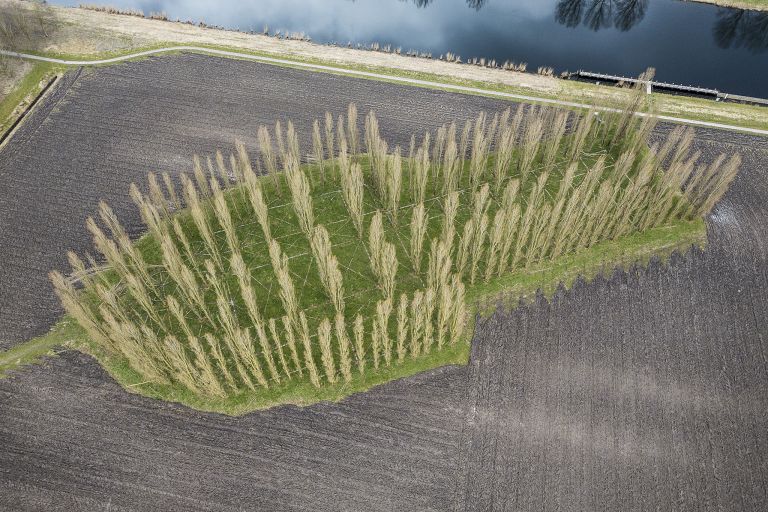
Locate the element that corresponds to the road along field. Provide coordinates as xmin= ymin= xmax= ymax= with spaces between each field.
xmin=0 ymin=53 xmax=767 ymax=510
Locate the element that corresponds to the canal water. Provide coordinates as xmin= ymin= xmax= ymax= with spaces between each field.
xmin=52 ymin=0 xmax=768 ymax=97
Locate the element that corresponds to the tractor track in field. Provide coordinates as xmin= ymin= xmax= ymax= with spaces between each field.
xmin=0 ymin=53 xmax=767 ymax=511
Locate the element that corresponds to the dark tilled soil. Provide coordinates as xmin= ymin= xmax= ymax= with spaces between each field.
xmin=0 ymin=351 xmax=466 ymax=511
xmin=0 ymin=54 xmax=524 ymax=346
xmin=1 ymin=54 xmax=767 ymax=511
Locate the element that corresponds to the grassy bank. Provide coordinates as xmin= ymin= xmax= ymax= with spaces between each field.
xmin=686 ymin=0 xmax=768 ymax=10
xmin=0 ymin=61 xmax=61 ymax=137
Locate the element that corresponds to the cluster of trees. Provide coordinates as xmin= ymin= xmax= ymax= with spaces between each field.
xmin=52 ymin=78 xmax=739 ymax=401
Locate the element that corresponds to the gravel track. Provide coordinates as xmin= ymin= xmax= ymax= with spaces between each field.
xmin=0 ymin=53 xmax=766 ymax=511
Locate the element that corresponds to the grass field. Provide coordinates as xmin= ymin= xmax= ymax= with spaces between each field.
xmin=0 ymin=61 xmax=61 ymax=136
xmin=42 ymin=85 xmax=737 ymax=413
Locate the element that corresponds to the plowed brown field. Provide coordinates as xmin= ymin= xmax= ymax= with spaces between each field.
xmin=1 ymin=54 xmax=766 ymax=511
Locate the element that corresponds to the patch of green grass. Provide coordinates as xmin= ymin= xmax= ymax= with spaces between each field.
xmin=0 ymin=61 xmax=62 ymax=136
xmin=0 ymin=318 xmax=83 ymax=378
xmin=468 ymin=218 xmax=706 ymax=314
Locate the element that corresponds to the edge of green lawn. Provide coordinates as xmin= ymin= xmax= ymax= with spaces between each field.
xmin=0 ymin=61 xmax=64 ymax=136
xmin=0 ymin=317 xmax=80 ymax=379
xmin=18 ymin=42 xmax=768 ymax=133
xmin=0 ymin=218 xmax=706 ymax=415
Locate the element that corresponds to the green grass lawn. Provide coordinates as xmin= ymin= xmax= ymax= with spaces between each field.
xmin=0 ymin=61 xmax=62 ymax=136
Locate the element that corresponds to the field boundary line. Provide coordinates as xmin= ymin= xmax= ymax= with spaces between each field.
xmin=0 ymin=74 xmax=58 ymax=150
xmin=1 ymin=47 xmax=767 ymax=136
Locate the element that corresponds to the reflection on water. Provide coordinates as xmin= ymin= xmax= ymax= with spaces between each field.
xmin=412 ymin=0 xmax=766 ymax=52
xmin=554 ymin=0 xmax=767 ymax=51
xmin=555 ymin=0 xmax=649 ymax=31
xmin=49 ymin=0 xmax=768 ymax=96
xmin=714 ymin=9 xmax=768 ymax=51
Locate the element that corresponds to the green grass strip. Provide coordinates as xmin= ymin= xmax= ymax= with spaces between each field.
xmin=0 ymin=318 xmax=81 ymax=378
xmin=0 ymin=61 xmax=62 ymax=135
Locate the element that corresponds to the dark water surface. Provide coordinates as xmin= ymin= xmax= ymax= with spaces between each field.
xmin=52 ymin=0 xmax=768 ymax=97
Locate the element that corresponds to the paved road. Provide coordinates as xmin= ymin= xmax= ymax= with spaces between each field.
xmin=0 ymin=54 xmax=766 ymax=511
